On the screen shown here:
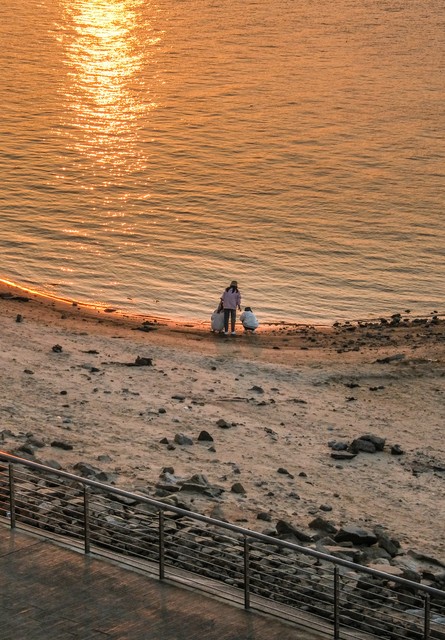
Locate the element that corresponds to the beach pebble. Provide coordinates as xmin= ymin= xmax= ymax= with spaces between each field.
xmin=174 ymin=433 xmax=193 ymax=445
xmin=391 ymin=444 xmax=405 ymax=456
xmin=51 ymin=440 xmax=73 ymax=450
xmin=134 ymin=356 xmax=153 ymax=366
xmin=231 ymin=482 xmax=246 ymax=494
xmin=216 ymin=418 xmax=232 ymax=429
xmin=277 ymin=467 xmax=294 ymax=478
xmin=257 ymin=512 xmax=272 ymax=522
xmin=331 ymin=451 xmax=356 ymax=460
xmin=198 ymin=430 xmax=213 ymax=442
xmin=328 ymin=440 xmax=348 ymax=451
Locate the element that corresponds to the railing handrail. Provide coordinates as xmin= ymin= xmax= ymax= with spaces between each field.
xmin=1 ymin=450 xmax=444 ymax=600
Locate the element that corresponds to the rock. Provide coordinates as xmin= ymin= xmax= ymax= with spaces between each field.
xmin=328 ymin=441 xmax=348 ymax=451
xmin=162 ymin=466 xmax=175 ymax=475
xmin=44 ymin=459 xmax=63 ymax=470
xmin=375 ymin=353 xmax=405 ymax=364
xmin=374 ymin=525 xmax=401 ymax=557
xmin=159 ymin=437 xmax=169 ymax=444
xmin=308 ymin=517 xmax=338 ymax=535
xmin=171 ymin=394 xmax=185 ymax=401
xmin=368 ymin=563 xmax=404 ymax=577
xmin=216 ymin=418 xmax=232 ymax=429
xmin=231 ymin=482 xmax=246 ymax=494
xmin=276 ymin=520 xmax=312 ymax=543
xmin=72 ymin=462 xmax=115 ymax=483
xmin=359 ymin=434 xmax=386 ymax=451
xmin=180 ymin=474 xmax=224 ymax=497
xmin=16 ymin=314 xmax=23 ymax=323
xmin=330 ymin=451 xmax=357 ymax=460
xmin=26 ymin=435 xmax=45 ymax=448
xmin=173 ymin=433 xmax=193 ymax=446
xmin=18 ymin=443 xmax=36 ymax=456
xmin=390 ymin=444 xmax=404 ymax=455
xmin=50 ymin=440 xmax=74 ymax=451
xmin=349 ymin=438 xmax=377 ymax=454
xmin=52 ymin=344 xmax=63 ymax=353
xmin=249 ymin=385 xmax=264 ymax=394
xmin=134 ymin=356 xmax=153 ymax=366
xmin=257 ymin=512 xmax=272 ymax=522
xmin=97 ymin=454 xmax=112 ymax=462
xmin=356 ymin=546 xmax=392 ymax=564
xmin=197 ymin=430 xmax=213 ymax=442
xmin=334 ymin=526 xmax=378 ymax=546
xmin=277 ymin=467 xmax=294 ymax=478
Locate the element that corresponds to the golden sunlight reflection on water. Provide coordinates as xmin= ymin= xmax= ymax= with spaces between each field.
xmin=0 ymin=0 xmax=443 ymax=323
xmin=57 ymin=0 xmax=160 ymax=175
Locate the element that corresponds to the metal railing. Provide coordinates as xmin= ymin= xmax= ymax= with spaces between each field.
xmin=1 ymin=452 xmax=444 ymax=639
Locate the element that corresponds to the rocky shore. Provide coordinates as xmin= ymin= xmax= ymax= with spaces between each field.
xmin=0 ymin=283 xmax=444 ymax=578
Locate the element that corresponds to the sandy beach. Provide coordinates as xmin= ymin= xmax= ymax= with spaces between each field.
xmin=1 ymin=282 xmax=444 ymax=565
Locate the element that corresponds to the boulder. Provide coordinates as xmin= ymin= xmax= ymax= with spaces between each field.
xmin=335 ymin=526 xmax=378 ymax=546
xmin=276 ymin=520 xmax=312 ymax=543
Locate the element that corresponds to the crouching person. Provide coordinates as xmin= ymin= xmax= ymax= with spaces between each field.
xmin=240 ymin=307 xmax=259 ymax=332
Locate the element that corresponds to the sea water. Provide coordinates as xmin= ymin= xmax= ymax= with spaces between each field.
xmin=0 ymin=0 xmax=444 ymax=323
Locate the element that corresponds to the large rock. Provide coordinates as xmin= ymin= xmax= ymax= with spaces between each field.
xmin=276 ymin=520 xmax=312 ymax=543
xmin=309 ymin=516 xmax=338 ymax=535
xmin=374 ymin=525 xmax=401 ymax=557
xmin=335 ymin=526 xmax=378 ymax=546
xmin=349 ymin=434 xmax=388 ymax=454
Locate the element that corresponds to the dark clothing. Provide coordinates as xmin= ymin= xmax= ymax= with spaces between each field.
xmin=224 ymin=308 xmax=236 ymax=333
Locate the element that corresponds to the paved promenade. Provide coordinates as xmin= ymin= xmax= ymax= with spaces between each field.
xmin=0 ymin=528 xmax=326 ymax=640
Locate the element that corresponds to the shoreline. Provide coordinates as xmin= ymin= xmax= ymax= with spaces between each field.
xmin=1 ymin=279 xmax=444 ymax=567
xmin=2 ymin=277 xmax=442 ymax=333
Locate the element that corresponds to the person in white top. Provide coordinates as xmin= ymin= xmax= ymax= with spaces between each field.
xmin=240 ymin=306 xmax=259 ymax=332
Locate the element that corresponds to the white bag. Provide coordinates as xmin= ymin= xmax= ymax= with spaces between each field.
xmin=211 ymin=308 xmax=224 ymax=332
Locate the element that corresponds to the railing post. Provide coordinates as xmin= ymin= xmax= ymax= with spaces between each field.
xmin=424 ymin=593 xmax=431 ymax=640
xmin=8 ymin=464 xmax=16 ymax=529
xmin=244 ymin=536 xmax=250 ymax=610
xmin=83 ymin=486 xmax=90 ymax=554
xmin=334 ymin=566 xmax=340 ymax=640
xmin=159 ymin=510 xmax=165 ymax=580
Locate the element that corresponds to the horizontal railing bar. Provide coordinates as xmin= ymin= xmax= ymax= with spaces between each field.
xmin=1 ymin=451 xmax=445 ymax=601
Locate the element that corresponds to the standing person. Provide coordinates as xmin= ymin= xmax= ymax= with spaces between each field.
xmin=220 ymin=280 xmax=241 ymax=335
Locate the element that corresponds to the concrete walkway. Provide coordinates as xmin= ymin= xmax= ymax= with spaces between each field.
xmin=0 ymin=527 xmax=327 ymax=640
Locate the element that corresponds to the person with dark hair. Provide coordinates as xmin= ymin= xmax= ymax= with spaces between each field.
xmin=220 ymin=280 xmax=241 ymax=335
xmin=240 ymin=306 xmax=259 ymax=332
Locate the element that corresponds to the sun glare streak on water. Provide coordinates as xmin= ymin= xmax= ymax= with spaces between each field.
xmin=56 ymin=0 xmax=160 ymax=175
